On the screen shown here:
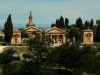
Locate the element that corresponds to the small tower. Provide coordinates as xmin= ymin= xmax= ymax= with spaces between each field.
xmin=26 ymin=11 xmax=35 ymax=27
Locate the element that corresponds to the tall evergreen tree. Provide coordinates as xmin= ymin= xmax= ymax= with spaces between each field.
xmin=93 ymin=25 xmax=97 ymax=42
xmin=51 ymin=23 xmax=56 ymax=28
xmin=59 ymin=15 xmax=65 ymax=28
xmin=4 ymin=14 xmax=13 ymax=43
xmin=90 ymin=19 xmax=94 ymax=29
xmin=65 ymin=18 xmax=69 ymax=28
xmin=96 ymin=19 xmax=100 ymax=42
xmin=83 ymin=20 xmax=90 ymax=29
xmin=75 ymin=17 xmax=83 ymax=31
xmin=56 ymin=19 xmax=60 ymax=28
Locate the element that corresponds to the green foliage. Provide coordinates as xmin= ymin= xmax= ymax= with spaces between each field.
xmin=45 ymin=35 xmax=52 ymax=45
xmin=1 ymin=42 xmax=7 ymax=46
xmin=75 ymin=17 xmax=83 ymax=31
xmin=2 ymin=61 xmax=21 ymax=75
xmin=0 ymin=48 xmax=15 ymax=65
xmin=22 ymin=32 xmax=50 ymax=75
xmin=51 ymin=16 xmax=66 ymax=28
xmin=96 ymin=19 xmax=100 ymax=42
xmin=65 ymin=29 xmax=70 ymax=37
xmin=31 ymin=31 xmax=36 ymax=34
xmin=83 ymin=19 xmax=94 ymax=30
xmin=94 ymin=55 xmax=100 ymax=75
xmin=84 ymin=20 xmax=90 ymax=29
xmin=18 ymin=28 xmax=28 ymax=38
xmin=79 ymin=45 xmax=98 ymax=74
xmin=51 ymin=23 xmax=56 ymax=28
xmin=0 ymin=36 xmax=5 ymax=42
xmin=48 ymin=45 xmax=64 ymax=71
xmin=56 ymin=19 xmax=60 ymax=28
xmin=19 ymin=61 xmax=59 ymax=75
xmin=59 ymin=15 xmax=65 ymax=28
xmin=62 ymin=42 xmax=80 ymax=69
xmin=35 ymin=32 xmax=41 ymax=40
xmin=4 ymin=14 xmax=13 ymax=43
xmin=0 ymin=41 xmax=7 ymax=46
xmin=90 ymin=19 xmax=94 ymax=29
xmin=65 ymin=18 xmax=69 ymax=28
xmin=93 ymin=25 xmax=97 ymax=41
xmin=69 ymin=27 xmax=79 ymax=38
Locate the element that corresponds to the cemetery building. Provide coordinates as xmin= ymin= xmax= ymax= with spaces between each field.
xmin=0 ymin=12 xmax=93 ymax=44
xmin=81 ymin=27 xmax=93 ymax=44
xmin=11 ymin=12 xmax=66 ymax=44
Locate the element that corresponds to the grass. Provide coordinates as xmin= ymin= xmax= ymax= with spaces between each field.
xmin=3 ymin=46 xmax=28 ymax=53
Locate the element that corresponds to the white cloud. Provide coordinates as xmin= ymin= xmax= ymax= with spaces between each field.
xmin=63 ymin=9 xmax=90 ymax=19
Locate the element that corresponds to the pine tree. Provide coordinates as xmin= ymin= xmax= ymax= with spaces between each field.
xmin=4 ymin=14 xmax=13 ymax=43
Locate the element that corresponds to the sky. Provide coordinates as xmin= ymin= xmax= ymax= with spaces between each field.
xmin=0 ymin=0 xmax=100 ymax=29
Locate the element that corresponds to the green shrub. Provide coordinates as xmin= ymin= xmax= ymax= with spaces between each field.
xmin=1 ymin=42 xmax=7 ymax=46
xmin=0 ymin=41 xmax=7 ymax=46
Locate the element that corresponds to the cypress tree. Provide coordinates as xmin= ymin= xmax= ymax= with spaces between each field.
xmin=56 ymin=19 xmax=60 ymax=28
xmin=4 ymin=14 xmax=13 ymax=43
xmin=51 ymin=23 xmax=56 ymax=28
xmin=96 ymin=20 xmax=100 ymax=42
xmin=65 ymin=18 xmax=69 ymax=28
xmin=59 ymin=15 xmax=65 ymax=28
xmin=90 ymin=19 xmax=94 ymax=29
xmin=75 ymin=17 xmax=83 ymax=31
xmin=84 ymin=20 xmax=90 ymax=29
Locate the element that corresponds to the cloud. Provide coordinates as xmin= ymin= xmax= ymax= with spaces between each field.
xmin=63 ymin=9 xmax=90 ymax=19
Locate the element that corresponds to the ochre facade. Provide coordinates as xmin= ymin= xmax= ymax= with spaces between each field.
xmin=45 ymin=27 xmax=65 ymax=43
xmin=0 ymin=12 xmax=93 ymax=44
xmin=11 ymin=11 xmax=66 ymax=44
xmin=11 ymin=30 xmax=21 ymax=44
xmin=81 ymin=28 xmax=93 ymax=44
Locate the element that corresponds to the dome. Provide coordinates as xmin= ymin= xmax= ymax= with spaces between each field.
xmin=26 ymin=11 xmax=35 ymax=27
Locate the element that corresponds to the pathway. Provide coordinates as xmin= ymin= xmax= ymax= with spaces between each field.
xmin=0 ymin=46 xmax=8 ymax=53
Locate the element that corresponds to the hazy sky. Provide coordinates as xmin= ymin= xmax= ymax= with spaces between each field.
xmin=0 ymin=0 xmax=100 ymax=29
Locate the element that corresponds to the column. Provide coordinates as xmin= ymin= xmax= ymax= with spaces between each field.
xmin=62 ymin=34 xmax=65 ymax=43
xmin=56 ymin=35 xmax=59 ymax=43
xmin=50 ymin=35 xmax=52 ymax=39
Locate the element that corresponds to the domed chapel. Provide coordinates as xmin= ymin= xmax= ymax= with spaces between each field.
xmin=11 ymin=11 xmax=66 ymax=44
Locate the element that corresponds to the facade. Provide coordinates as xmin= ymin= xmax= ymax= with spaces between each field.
xmin=11 ymin=30 xmax=21 ymax=44
xmin=0 ymin=29 xmax=4 ymax=36
xmin=0 ymin=12 xmax=94 ymax=45
xmin=12 ymin=11 xmax=66 ymax=44
xmin=81 ymin=28 xmax=93 ymax=44
xmin=44 ymin=26 xmax=65 ymax=43
xmin=24 ymin=11 xmax=42 ymax=38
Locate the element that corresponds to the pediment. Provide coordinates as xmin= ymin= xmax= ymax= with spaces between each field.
xmin=25 ymin=27 xmax=42 ymax=32
xmin=13 ymin=33 xmax=20 ymax=38
xmin=85 ymin=33 xmax=92 ymax=37
xmin=45 ymin=27 xmax=65 ymax=34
